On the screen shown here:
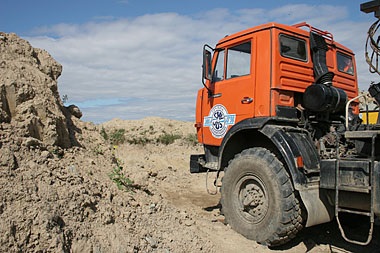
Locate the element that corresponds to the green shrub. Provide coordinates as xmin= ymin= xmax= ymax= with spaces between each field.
xmin=156 ymin=133 xmax=181 ymax=145
xmin=108 ymin=165 xmax=134 ymax=192
xmin=109 ymin=129 xmax=126 ymax=145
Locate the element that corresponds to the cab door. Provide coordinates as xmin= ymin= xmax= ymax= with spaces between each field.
xmin=202 ymin=40 xmax=255 ymax=146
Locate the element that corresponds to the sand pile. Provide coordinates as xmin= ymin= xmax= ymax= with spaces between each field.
xmin=0 ymin=32 xmax=215 ymax=253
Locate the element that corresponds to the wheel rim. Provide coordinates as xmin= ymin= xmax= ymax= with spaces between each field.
xmin=234 ymin=174 xmax=269 ymax=224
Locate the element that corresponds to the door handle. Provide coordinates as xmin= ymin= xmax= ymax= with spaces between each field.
xmin=211 ymin=93 xmax=222 ymax=98
xmin=241 ymin=97 xmax=253 ymax=104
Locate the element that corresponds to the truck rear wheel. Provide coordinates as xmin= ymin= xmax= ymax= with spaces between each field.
xmin=221 ymin=147 xmax=303 ymax=246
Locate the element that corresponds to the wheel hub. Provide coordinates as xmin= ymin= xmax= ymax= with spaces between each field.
xmin=237 ymin=177 xmax=268 ymax=223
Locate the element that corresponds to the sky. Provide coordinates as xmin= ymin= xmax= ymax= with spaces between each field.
xmin=1 ymin=0 xmax=379 ymax=123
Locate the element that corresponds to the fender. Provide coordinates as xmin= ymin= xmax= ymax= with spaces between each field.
xmin=218 ymin=117 xmax=333 ymax=227
xmin=219 ymin=117 xmax=318 ymax=188
xmin=259 ymin=124 xmax=320 ymax=188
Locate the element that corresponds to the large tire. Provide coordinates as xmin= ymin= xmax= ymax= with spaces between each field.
xmin=221 ymin=147 xmax=303 ymax=246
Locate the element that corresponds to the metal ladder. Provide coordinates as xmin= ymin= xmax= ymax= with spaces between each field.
xmin=335 ymin=131 xmax=377 ymax=245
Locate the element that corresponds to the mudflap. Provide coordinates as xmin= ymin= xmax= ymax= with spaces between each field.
xmin=298 ymin=186 xmax=334 ymax=227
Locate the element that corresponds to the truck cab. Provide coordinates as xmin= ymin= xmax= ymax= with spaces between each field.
xmin=196 ymin=22 xmax=358 ymax=148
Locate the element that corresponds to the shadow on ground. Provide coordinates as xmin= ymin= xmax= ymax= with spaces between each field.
xmin=203 ymin=203 xmax=380 ymax=252
xmin=275 ymin=213 xmax=380 ymax=252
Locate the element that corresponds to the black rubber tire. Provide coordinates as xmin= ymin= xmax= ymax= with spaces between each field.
xmin=221 ymin=147 xmax=303 ymax=246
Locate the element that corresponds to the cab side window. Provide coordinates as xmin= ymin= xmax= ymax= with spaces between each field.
xmin=337 ymin=52 xmax=354 ymax=75
xmin=280 ymin=35 xmax=307 ymax=61
xmin=226 ymin=42 xmax=251 ymax=79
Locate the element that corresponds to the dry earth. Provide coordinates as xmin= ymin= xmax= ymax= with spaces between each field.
xmin=103 ymin=118 xmax=380 ymax=253
xmin=0 ymin=32 xmax=379 ymax=253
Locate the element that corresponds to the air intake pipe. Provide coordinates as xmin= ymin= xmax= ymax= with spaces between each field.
xmin=303 ymin=32 xmax=347 ymax=113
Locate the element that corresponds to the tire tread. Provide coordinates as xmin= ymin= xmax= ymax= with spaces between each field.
xmin=221 ymin=147 xmax=303 ymax=247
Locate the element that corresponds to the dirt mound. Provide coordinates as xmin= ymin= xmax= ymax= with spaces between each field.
xmin=0 ymin=32 xmax=216 ymax=252
xmin=0 ymin=32 xmax=75 ymax=148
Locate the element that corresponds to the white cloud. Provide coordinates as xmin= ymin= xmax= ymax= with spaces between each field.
xmin=25 ymin=5 xmax=375 ymax=123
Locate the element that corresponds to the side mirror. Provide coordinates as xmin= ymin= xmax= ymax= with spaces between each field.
xmin=202 ymin=45 xmax=213 ymax=85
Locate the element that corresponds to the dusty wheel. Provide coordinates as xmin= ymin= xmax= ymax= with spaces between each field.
xmin=221 ymin=147 xmax=303 ymax=246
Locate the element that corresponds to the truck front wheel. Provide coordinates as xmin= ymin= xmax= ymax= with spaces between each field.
xmin=221 ymin=147 xmax=303 ymax=246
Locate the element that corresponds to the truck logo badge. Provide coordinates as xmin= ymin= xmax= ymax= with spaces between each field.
xmin=204 ymin=104 xmax=236 ymax=138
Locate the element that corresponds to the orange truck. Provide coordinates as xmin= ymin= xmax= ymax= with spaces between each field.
xmin=190 ymin=2 xmax=380 ymax=247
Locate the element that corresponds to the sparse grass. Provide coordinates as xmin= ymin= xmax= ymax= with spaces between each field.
xmin=100 ymin=127 xmax=126 ymax=145
xmin=109 ymin=129 xmax=126 ymax=145
xmin=100 ymin=127 xmax=108 ymax=140
xmin=140 ymin=129 xmax=149 ymax=135
xmin=184 ymin=133 xmax=198 ymax=146
xmin=126 ymin=136 xmax=152 ymax=145
xmin=156 ymin=133 xmax=181 ymax=145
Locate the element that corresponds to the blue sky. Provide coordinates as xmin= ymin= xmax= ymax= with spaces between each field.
xmin=2 ymin=1 xmax=369 ymax=34
xmin=1 ymin=0 xmax=378 ymax=123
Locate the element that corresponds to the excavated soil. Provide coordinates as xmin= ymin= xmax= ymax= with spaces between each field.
xmin=0 ymin=32 xmax=379 ymax=253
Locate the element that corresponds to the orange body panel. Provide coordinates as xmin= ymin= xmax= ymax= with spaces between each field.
xmin=196 ymin=22 xmax=359 ymax=146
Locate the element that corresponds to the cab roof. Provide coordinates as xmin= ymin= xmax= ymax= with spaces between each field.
xmin=216 ymin=22 xmax=354 ymax=55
